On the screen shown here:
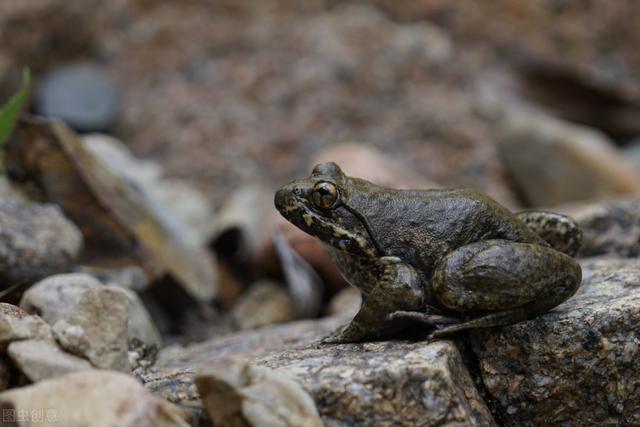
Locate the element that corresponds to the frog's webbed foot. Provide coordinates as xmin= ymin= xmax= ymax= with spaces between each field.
xmin=320 ymin=258 xmax=424 ymax=344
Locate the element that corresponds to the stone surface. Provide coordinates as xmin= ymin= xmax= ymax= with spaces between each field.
xmin=21 ymin=273 xmax=162 ymax=349
xmin=497 ymin=113 xmax=640 ymax=206
xmin=565 ymin=199 xmax=640 ymax=258
xmin=230 ymin=281 xmax=295 ymax=331
xmin=0 ymin=201 xmax=82 ymax=287
xmin=0 ymin=303 xmax=52 ymax=349
xmin=36 ymin=62 xmax=121 ymax=132
xmin=471 ymin=257 xmax=640 ymax=426
xmin=144 ymin=316 xmax=495 ymax=426
xmin=196 ymin=358 xmax=323 ymax=427
xmin=52 ymin=286 xmax=130 ymax=372
xmin=7 ymin=339 xmax=93 ymax=382
xmin=0 ymin=370 xmax=189 ymax=427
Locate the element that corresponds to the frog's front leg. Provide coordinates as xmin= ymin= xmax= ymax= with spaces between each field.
xmin=323 ymin=257 xmax=424 ymax=343
xmin=429 ymin=239 xmax=581 ymax=338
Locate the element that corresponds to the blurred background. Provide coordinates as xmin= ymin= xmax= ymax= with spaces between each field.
xmin=2 ymin=0 xmax=640 ymax=338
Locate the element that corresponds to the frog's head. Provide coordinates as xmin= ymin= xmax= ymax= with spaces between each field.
xmin=274 ymin=162 xmax=382 ymax=258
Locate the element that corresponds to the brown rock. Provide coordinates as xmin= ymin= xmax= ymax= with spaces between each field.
xmin=230 ymin=281 xmax=295 ymax=331
xmin=0 ymin=370 xmax=189 ymax=427
xmin=471 ymin=257 xmax=640 ymax=426
xmin=497 ymin=113 xmax=640 ymax=206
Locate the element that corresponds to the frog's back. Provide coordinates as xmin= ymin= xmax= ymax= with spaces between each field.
xmin=356 ymin=186 xmax=545 ymax=270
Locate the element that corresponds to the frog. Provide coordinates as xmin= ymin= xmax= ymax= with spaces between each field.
xmin=274 ymin=162 xmax=583 ymax=343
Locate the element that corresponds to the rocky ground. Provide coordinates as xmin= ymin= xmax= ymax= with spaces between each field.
xmin=0 ymin=1 xmax=640 ymax=426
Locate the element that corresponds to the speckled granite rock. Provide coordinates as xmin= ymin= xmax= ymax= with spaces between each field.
xmin=144 ymin=316 xmax=495 ymax=426
xmin=471 ymin=257 xmax=640 ymax=426
xmin=0 ymin=201 xmax=82 ymax=287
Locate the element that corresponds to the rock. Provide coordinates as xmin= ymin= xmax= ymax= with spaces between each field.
xmin=230 ymin=281 xmax=295 ymax=331
xmin=0 ymin=370 xmax=189 ymax=427
xmin=20 ymin=273 xmax=102 ymax=325
xmin=196 ymin=358 xmax=323 ymax=427
xmin=144 ymin=316 xmax=495 ymax=426
xmin=76 ymin=264 xmax=150 ymax=292
xmin=497 ymin=113 xmax=640 ymax=206
xmin=471 ymin=257 xmax=640 ymax=426
xmin=52 ymin=287 xmax=130 ymax=372
xmin=564 ymin=199 xmax=640 ymax=258
xmin=83 ymin=133 xmax=215 ymax=245
xmin=0 ymin=303 xmax=52 ymax=349
xmin=7 ymin=339 xmax=93 ymax=382
xmin=0 ymin=201 xmax=82 ymax=287
xmin=36 ymin=62 xmax=121 ymax=132
xmin=21 ymin=273 xmax=162 ymax=350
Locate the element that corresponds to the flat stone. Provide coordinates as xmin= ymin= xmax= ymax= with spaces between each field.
xmin=21 ymin=273 xmax=162 ymax=349
xmin=53 ymin=287 xmax=130 ymax=372
xmin=7 ymin=339 xmax=92 ymax=382
xmin=0 ymin=201 xmax=82 ymax=287
xmin=143 ymin=316 xmax=495 ymax=426
xmin=471 ymin=257 xmax=640 ymax=426
xmin=0 ymin=303 xmax=52 ymax=349
xmin=497 ymin=113 xmax=640 ymax=206
xmin=0 ymin=370 xmax=189 ymax=427
xmin=36 ymin=62 xmax=121 ymax=132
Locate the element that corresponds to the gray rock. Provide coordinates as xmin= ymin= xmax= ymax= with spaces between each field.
xmin=144 ymin=317 xmax=495 ymax=426
xmin=53 ymin=287 xmax=130 ymax=372
xmin=471 ymin=257 xmax=640 ymax=426
xmin=21 ymin=273 xmax=162 ymax=349
xmin=497 ymin=113 xmax=640 ymax=206
xmin=36 ymin=62 xmax=121 ymax=132
xmin=7 ymin=339 xmax=93 ymax=382
xmin=566 ymin=199 xmax=640 ymax=257
xmin=0 ymin=370 xmax=189 ymax=427
xmin=230 ymin=281 xmax=295 ymax=331
xmin=0 ymin=201 xmax=82 ymax=287
xmin=0 ymin=303 xmax=52 ymax=349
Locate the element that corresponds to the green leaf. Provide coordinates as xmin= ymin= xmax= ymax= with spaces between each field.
xmin=0 ymin=68 xmax=31 ymax=147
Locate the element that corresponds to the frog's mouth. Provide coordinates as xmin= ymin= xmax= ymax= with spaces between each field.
xmin=275 ymin=187 xmax=382 ymax=258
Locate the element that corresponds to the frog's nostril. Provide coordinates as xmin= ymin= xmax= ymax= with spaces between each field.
xmin=274 ymin=189 xmax=285 ymax=210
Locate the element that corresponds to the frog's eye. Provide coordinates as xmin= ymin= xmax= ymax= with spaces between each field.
xmin=312 ymin=182 xmax=339 ymax=209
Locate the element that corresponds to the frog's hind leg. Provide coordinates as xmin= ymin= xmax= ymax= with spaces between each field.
xmin=517 ymin=211 xmax=583 ymax=257
xmin=429 ymin=239 xmax=581 ymax=338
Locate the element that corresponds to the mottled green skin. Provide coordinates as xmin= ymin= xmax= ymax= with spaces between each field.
xmin=275 ymin=162 xmax=582 ymax=342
